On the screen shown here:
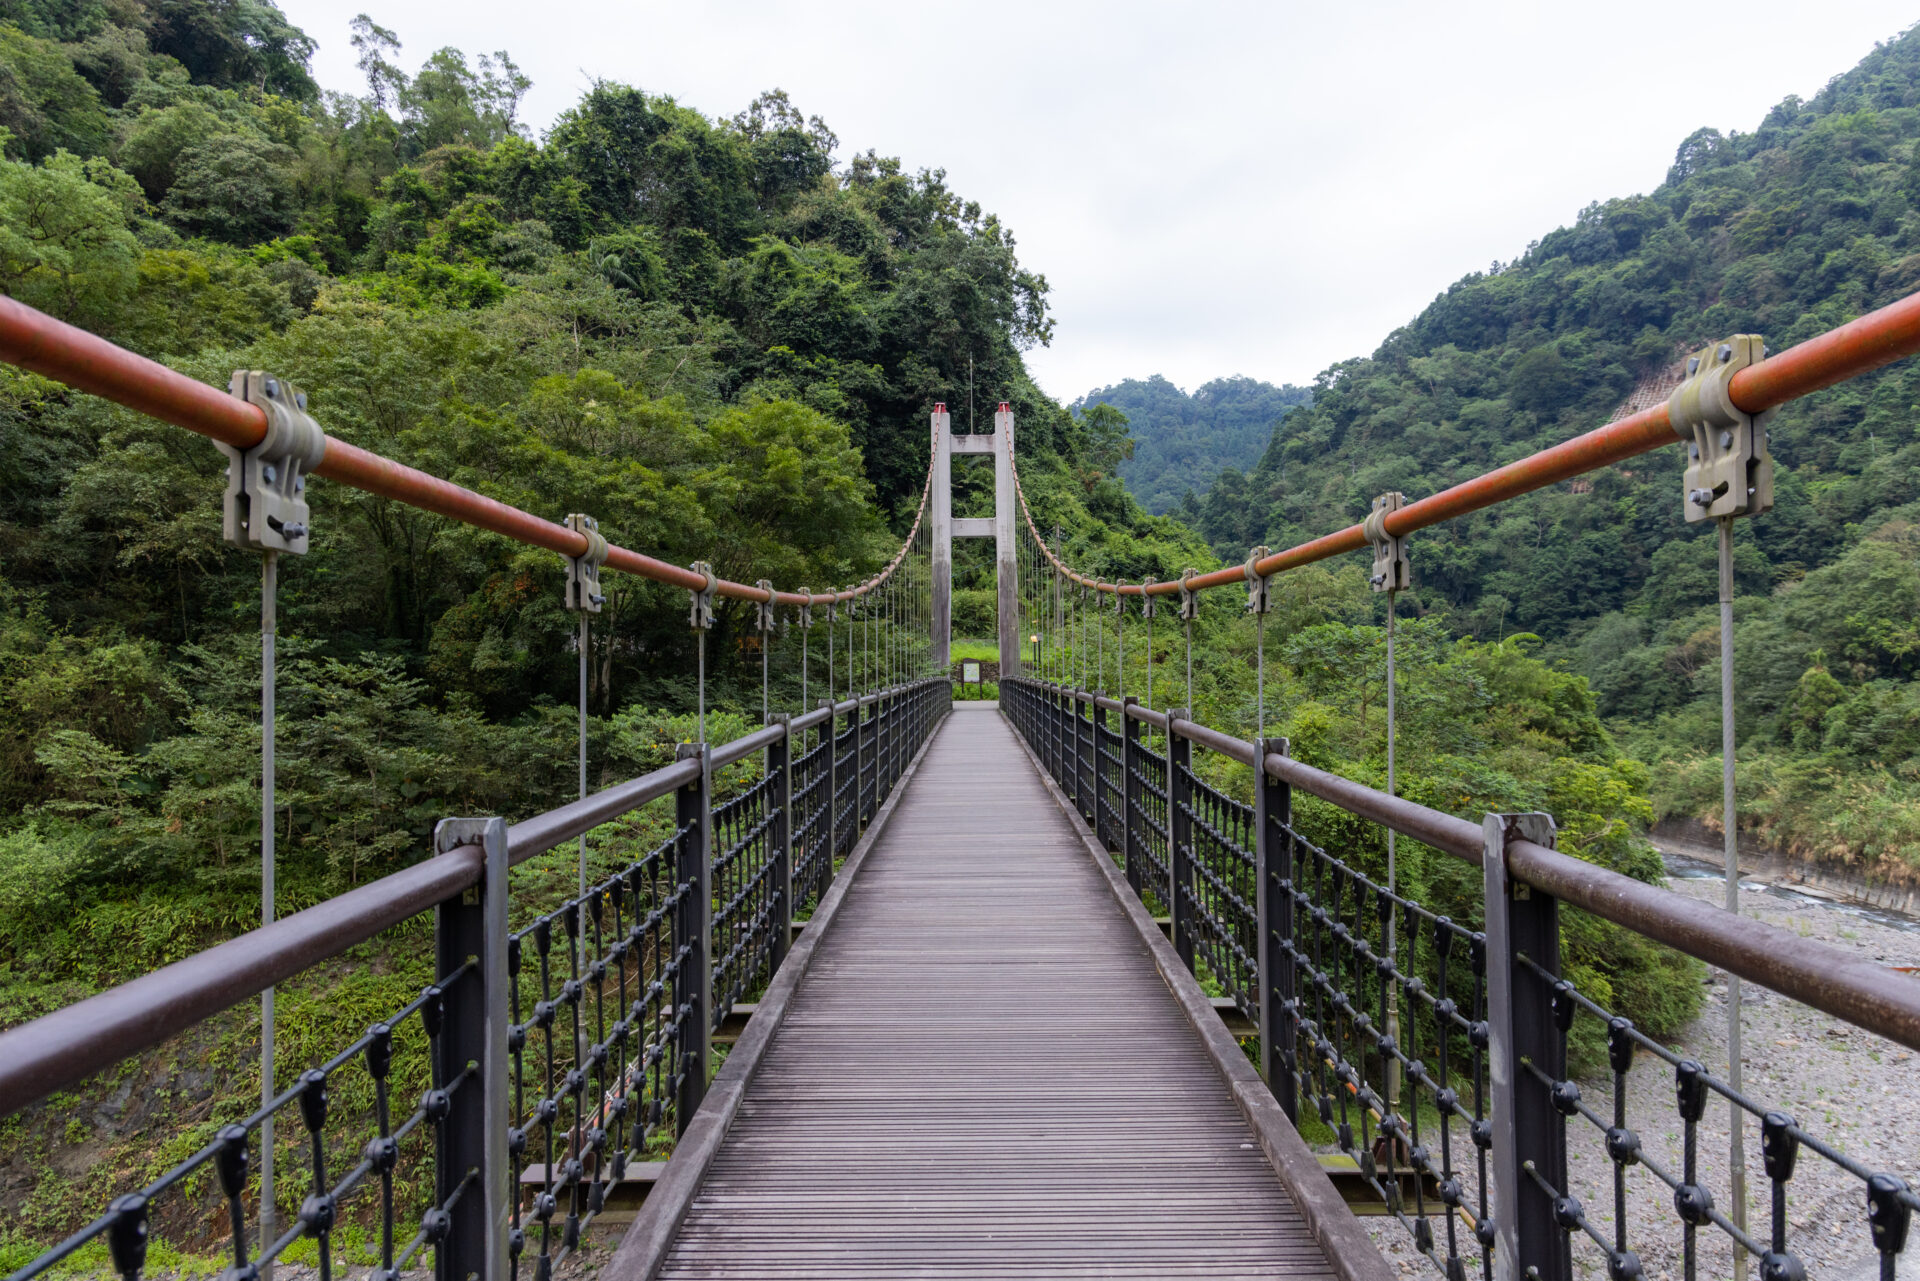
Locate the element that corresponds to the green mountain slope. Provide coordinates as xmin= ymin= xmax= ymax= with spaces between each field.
xmin=1189 ymin=26 xmax=1920 ymax=870
xmin=1076 ymin=374 xmax=1310 ymax=513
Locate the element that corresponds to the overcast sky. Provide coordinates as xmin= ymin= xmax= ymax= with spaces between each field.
xmin=282 ymin=0 xmax=1917 ymax=402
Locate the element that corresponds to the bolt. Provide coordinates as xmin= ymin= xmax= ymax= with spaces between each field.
xmin=1689 ymin=444 xmax=1699 ymax=460
xmin=264 ymin=378 xmax=279 ymax=399
xmin=1687 ymin=357 xmax=1700 ymax=375
xmin=294 ymin=475 xmax=304 ymax=493
xmin=295 ymin=392 xmax=307 ymax=410
xmin=1690 ymin=488 xmax=1713 ymax=506
xmin=262 ymin=464 xmax=277 ymax=484
xmin=1718 ymin=344 xmax=1733 ymax=363
xmin=1720 ymin=431 xmax=1733 ymax=450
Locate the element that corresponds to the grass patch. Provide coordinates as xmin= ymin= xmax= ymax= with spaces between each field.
xmin=949 ymin=638 xmax=999 ymax=663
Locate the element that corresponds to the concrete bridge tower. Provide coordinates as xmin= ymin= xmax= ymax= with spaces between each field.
xmin=928 ymin=401 xmax=1019 ymax=678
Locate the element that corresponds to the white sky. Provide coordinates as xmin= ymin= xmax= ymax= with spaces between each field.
xmin=283 ymin=0 xmax=1919 ymax=402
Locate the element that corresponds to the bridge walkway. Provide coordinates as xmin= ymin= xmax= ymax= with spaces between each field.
xmin=649 ymin=704 xmax=1357 ymax=1279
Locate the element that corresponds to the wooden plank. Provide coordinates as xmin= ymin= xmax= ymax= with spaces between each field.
xmin=654 ymin=707 xmax=1347 ymax=1280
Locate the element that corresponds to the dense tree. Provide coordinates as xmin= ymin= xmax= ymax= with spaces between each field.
xmin=1081 ymin=373 xmax=1310 ymax=514
xmin=1180 ymin=25 xmax=1920 ymax=873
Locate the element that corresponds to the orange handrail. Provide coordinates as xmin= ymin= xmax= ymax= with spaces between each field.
xmin=1022 ymin=288 xmax=1920 ymax=595
xmin=0 ymin=295 xmax=927 ymax=606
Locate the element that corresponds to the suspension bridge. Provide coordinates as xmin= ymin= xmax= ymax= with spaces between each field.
xmin=2 ymin=291 xmax=1920 ymax=1281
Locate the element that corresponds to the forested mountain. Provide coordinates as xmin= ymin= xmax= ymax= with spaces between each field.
xmin=0 ymin=0 xmax=1180 ymax=976
xmin=0 ymin=0 xmax=1724 ymax=1238
xmin=1075 ymin=373 xmax=1309 ymax=513
xmin=1189 ymin=26 xmax=1920 ymax=871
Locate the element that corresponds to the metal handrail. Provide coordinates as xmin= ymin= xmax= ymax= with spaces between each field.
xmin=0 ymin=679 xmax=941 ymax=1119
xmin=1015 ymin=288 xmax=1920 ymax=595
xmin=0 ymin=296 xmax=930 ymax=606
xmin=1021 ymin=675 xmax=1920 ymax=1054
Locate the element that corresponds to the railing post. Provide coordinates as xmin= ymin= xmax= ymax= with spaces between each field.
xmin=1483 ymin=811 xmax=1568 ymax=1281
xmin=853 ymin=696 xmax=867 ymax=829
xmin=1080 ymin=695 xmax=1097 ymax=827
xmin=1122 ymin=697 xmax=1142 ymax=898
xmin=675 ymin=743 xmax=712 ymax=1132
xmin=1166 ymin=710 xmax=1195 ymax=972
xmin=430 ymin=816 xmax=510 ymax=1281
xmin=819 ymin=699 xmax=837 ymax=868
xmin=1254 ymin=737 xmax=1296 ymax=1120
xmin=767 ymin=714 xmax=792 ymax=972
xmin=1092 ymin=699 xmax=1110 ymax=844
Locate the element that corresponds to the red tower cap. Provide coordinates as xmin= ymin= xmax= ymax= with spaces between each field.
xmin=934 ymin=402 xmax=946 ymax=413
xmin=998 ymin=401 xmax=1011 ymax=412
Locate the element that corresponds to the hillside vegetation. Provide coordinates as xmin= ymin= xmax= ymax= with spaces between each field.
xmin=1188 ymin=27 xmax=1920 ymax=880
xmin=0 ymin=0 xmax=1720 ymax=1255
xmin=1076 ymin=373 xmax=1309 ymax=514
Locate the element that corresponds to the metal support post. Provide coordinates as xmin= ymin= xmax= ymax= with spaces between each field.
xmin=819 ymin=698 xmax=837 ymax=866
xmin=430 ymin=816 xmax=511 ymax=1281
xmin=766 ymin=714 xmax=792 ymax=974
xmin=1365 ymin=491 xmax=1409 ymax=1107
xmin=688 ymin=564 xmax=716 ymax=743
xmin=564 ymin=513 xmax=608 ymax=1080
xmin=1255 ymin=737 xmax=1294 ymax=1117
xmin=1167 ymin=712 xmax=1195 ymax=973
xmin=220 ymin=370 xmax=325 ymax=1274
xmin=1482 ymin=811 xmax=1568 ymax=1281
xmin=1672 ymin=335 xmax=1773 ymax=1274
xmin=754 ymin=580 xmax=775 ymax=728
xmin=1122 ymin=697 xmax=1142 ymax=897
xmin=674 ymin=744 xmax=712 ymax=1133
xmin=1178 ymin=570 xmax=1198 ymax=712
xmin=853 ymin=695 xmax=867 ymax=828
xmin=1092 ymin=699 xmax=1110 ymax=844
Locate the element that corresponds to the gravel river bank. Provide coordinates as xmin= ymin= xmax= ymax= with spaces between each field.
xmin=1364 ymin=859 xmax=1920 ymax=1280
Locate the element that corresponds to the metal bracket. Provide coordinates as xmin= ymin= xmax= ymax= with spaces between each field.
xmin=795 ymin=588 xmax=813 ymax=630
xmin=220 ymin=372 xmax=326 ymax=554
xmin=1178 ymin=568 xmax=1200 ymax=622
xmin=1113 ymin=585 xmax=1124 ymax=615
xmin=1138 ymin=579 xmax=1155 ymax=619
xmin=1363 ymin=492 xmax=1411 ymax=593
xmin=563 ymin=514 xmax=608 ymax=613
xmin=1245 ymin=547 xmax=1272 ymax=615
xmin=755 ymin=580 xmax=777 ymax=633
xmin=688 ymin=561 xmax=716 ymax=632
xmin=1669 ymin=335 xmax=1773 ymax=523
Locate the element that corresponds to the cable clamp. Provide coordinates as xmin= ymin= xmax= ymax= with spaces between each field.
xmin=220 ymin=371 xmax=326 ymax=554
xmin=1244 ymin=547 xmax=1272 ymax=615
xmin=688 ymin=561 xmax=716 ymax=632
xmin=1669 ymin=334 xmax=1773 ymax=522
xmin=1178 ymin=568 xmax=1200 ymax=622
xmin=1138 ymin=578 xmax=1156 ymax=619
xmin=796 ymin=589 xmax=813 ymax=630
xmin=563 ymin=514 xmax=608 ymax=613
xmin=1363 ymin=492 xmax=1411 ymax=593
xmin=755 ymin=580 xmax=777 ymax=632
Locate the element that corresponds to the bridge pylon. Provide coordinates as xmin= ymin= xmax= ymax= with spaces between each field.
xmin=928 ymin=401 xmax=1019 ymax=678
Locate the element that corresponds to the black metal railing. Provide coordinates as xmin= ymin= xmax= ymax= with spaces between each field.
xmin=0 ymin=679 xmax=949 ymax=1281
xmin=1002 ymin=675 xmax=1920 ymax=1281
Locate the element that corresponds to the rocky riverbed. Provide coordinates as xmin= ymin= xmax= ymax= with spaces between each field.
xmin=1363 ymin=868 xmax=1920 ymax=1280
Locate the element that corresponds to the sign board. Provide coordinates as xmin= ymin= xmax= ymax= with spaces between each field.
xmin=963 ymin=662 xmax=981 ymax=684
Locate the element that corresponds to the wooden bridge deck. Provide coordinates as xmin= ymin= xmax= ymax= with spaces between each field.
xmin=654 ymin=705 xmax=1348 ymax=1279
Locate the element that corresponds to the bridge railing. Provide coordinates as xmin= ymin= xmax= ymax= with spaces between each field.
xmin=1003 ymin=675 xmax=1920 ymax=1281
xmin=0 ymin=679 xmax=949 ymax=1281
